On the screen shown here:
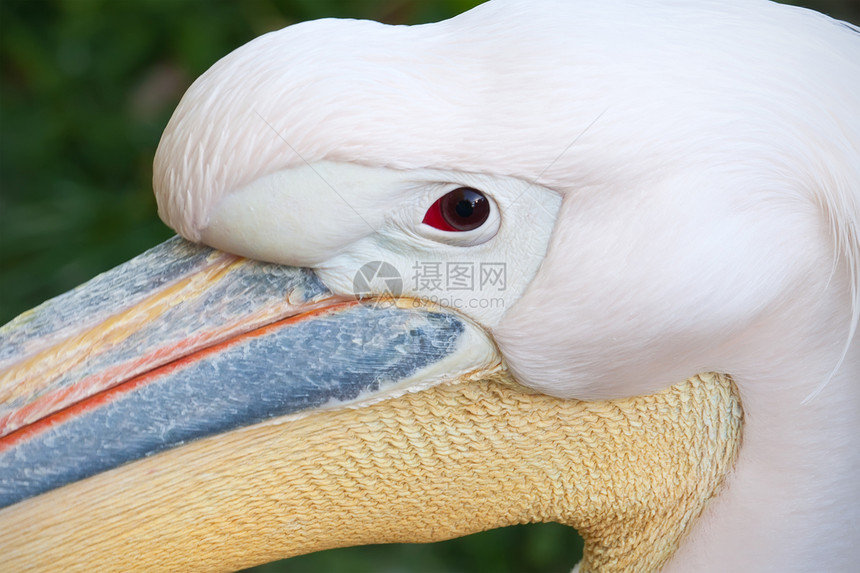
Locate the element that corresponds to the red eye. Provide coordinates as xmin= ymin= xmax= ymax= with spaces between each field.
xmin=422 ymin=187 xmax=491 ymax=232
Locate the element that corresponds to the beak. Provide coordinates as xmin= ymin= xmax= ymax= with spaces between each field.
xmin=0 ymin=236 xmax=498 ymax=507
xmin=0 ymin=236 xmax=743 ymax=573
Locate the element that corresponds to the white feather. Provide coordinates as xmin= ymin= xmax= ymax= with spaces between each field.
xmin=154 ymin=1 xmax=860 ymax=570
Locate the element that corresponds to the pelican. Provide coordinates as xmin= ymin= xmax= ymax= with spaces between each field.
xmin=1 ymin=0 xmax=858 ymax=571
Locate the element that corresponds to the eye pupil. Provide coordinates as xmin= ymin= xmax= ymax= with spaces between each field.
xmin=455 ymin=199 xmax=474 ymax=218
xmin=421 ymin=187 xmax=491 ymax=233
xmin=435 ymin=187 xmax=490 ymax=232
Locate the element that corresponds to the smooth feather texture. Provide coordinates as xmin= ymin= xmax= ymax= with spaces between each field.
xmin=151 ymin=1 xmax=860 ymax=570
xmin=155 ymin=0 xmax=859 ymax=391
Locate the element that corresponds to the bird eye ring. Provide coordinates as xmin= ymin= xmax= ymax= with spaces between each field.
xmin=422 ymin=187 xmax=491 ymax=232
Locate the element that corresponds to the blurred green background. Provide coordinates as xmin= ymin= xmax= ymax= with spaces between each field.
xmin=1 ymin=1 xmax=857 ymax=572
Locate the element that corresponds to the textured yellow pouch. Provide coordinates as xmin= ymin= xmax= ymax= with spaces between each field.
xmin=1 ymin=371 xmax=741 ymax=573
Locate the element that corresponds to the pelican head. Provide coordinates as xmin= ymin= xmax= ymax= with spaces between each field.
xmin=2 ymin=0 xmax=858 ymax=571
